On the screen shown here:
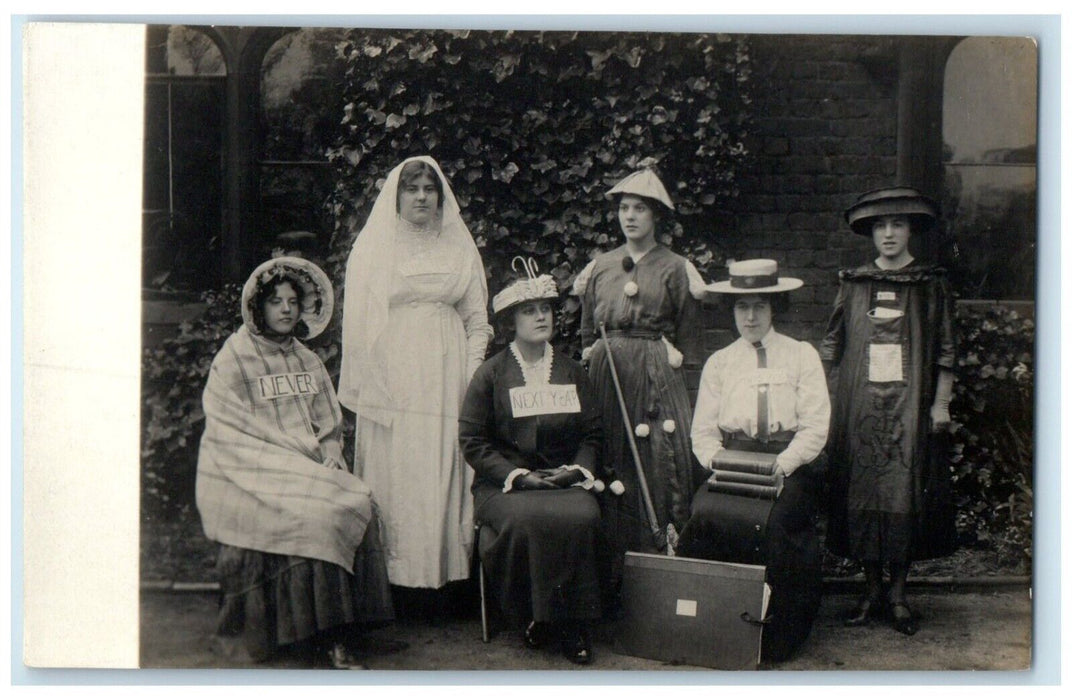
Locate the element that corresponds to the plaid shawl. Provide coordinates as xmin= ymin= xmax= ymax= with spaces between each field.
xmin=196 ymin=325 xmax=372 ymax=572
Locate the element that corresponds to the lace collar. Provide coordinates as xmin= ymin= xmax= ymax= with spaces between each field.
xmin=397 ymin=215 xmax=442 ymax=236
xmin=509 ymin=341 xmax=554 ymax=386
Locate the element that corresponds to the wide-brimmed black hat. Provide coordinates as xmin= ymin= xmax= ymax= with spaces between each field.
xmin=845 ymin=186 xmax=940 ymax=236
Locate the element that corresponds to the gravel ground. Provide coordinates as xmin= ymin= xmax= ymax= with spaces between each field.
xmin=140 ymin=587 xmax=1031 ymax=673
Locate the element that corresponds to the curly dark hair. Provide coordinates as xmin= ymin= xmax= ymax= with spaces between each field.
xmin=248 ymin=272 xmax=309 ymax=339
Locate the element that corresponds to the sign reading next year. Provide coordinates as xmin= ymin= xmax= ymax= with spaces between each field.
xmin=509 ymin=384 xmax=582 ymax=418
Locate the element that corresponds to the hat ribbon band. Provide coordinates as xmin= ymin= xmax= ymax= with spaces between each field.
xmin=731 ymin=273 xmax=779 ymax=289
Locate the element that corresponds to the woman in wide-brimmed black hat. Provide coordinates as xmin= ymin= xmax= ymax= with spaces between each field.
xmin=821 ymin=186 xmax=957 ymax=637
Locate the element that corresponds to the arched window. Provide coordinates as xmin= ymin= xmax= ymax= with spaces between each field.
xmin=256 ymin=28 xmax=350 ymax=265
xmin=942 ymin=37 xmax=1037 ymax=300
xmin=143 ymin=26 xmax=227 ymax=292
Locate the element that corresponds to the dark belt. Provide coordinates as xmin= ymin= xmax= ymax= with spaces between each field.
xmin=721 ymin=430 xmax=795 ymax=455
xmin=603 ymin=329 xmax=663 ymax=340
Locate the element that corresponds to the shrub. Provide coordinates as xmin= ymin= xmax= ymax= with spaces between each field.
xmin=950 ymin=303 xmax=1034 ymax=571
xmin=326 ymin=29 xmax=753 ymax=357
xmin=141 ymin=285 xmax=241 ymax=518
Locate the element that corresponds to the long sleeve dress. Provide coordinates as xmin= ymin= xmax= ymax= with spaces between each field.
xmin=577 ymin=244 xmax=705 ymax=592
xmin=353 ymin=224 xmax=493 ymax=588
xmin=196 ymin=326 xmax=393 ymax=661
xmin=678 ymin=328 xmax=830 ymax=662
xmin=820 ymin=262 xmax=957 ymax=564
xmin=459 ymin=345 xmax=604 ymax=624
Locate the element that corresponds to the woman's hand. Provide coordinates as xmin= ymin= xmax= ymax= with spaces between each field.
xmin=772 ymin=462 xmax=786 ymax=497
xmin=517 ymin=473 xmax=557 ymax=491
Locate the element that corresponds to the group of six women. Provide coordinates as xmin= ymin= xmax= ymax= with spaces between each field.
xmin=195 ymin=155 xmax=956 ymax=669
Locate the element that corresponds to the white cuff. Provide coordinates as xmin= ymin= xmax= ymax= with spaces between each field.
xmin=503 ymin=468 xmax=531 ymax=493
xmin=775 ymin=451 xmax=801 ymax=477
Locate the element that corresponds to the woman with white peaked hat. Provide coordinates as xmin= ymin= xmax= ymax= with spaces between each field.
xmin=572 ymin=167 xmax=707 ymax=606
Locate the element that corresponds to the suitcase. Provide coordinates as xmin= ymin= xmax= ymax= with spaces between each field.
xmin=616 ymin=552 xmax=770 ymax=670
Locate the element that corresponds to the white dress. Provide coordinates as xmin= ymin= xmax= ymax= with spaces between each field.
xmin=354 ymin=223 xmax=491 ymax=588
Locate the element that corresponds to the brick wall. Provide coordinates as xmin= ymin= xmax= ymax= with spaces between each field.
xmin=709 ymin=35 xmax=903 ymax=347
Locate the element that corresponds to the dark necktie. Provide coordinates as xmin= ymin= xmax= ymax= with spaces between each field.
xmin=754 ymin=341 xmax=769 ymax=443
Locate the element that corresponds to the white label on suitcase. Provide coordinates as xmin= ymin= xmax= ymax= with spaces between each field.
xmin=676 ymin=599 xmax=698 ymax=617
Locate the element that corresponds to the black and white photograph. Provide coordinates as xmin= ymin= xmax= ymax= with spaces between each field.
xmin=15 ymin=12 xmax=1055 ymax=681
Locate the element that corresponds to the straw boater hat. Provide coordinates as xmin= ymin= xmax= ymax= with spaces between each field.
xmin=492 ymin=257 xmax=559 ymax=317
xmin=241 ymin=255 xmax=334 ymax=339
xmin=704 ymin=259 xmax=803 ymax=295
xmin=605 ymin=169 xmax=675 ymax=211
xmin=844 ymin=186 xmax=940 ymax=236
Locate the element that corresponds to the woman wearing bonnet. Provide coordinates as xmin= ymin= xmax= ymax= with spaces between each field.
xmin=196 ymin=256 xmax=393 ymax=669
xmin=573 ymin=167 xmax=707 ymax=604
xmin=338 ymin=156 xmax=493 ymax=610
xmin=459 ymin=259 xmax=605 ymax=664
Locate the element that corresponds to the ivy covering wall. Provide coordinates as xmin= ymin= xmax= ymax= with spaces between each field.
xmin=326 ymin=29 xmax=754 ymax=354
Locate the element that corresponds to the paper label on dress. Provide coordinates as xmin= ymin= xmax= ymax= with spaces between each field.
xmin=876 ymin=291 xmax=897 ymax=302
xmin=748 ymin=368 xmax=787 ymax=386
xmin=257 ymin=372 xmax=319 ymax=400
xmin=868 ymin=344 xmax=904 ymax=383
xmin=868 ymin=306 xmax=904 ymax=319
xmin=509 ymin=384 xmax=581 ymax=417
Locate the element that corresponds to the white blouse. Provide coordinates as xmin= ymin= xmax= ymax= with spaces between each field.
xmin=690 ymin=328 xmax=831 ymax=476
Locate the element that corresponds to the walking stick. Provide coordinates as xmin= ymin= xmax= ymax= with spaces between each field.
xmin=598 ymin=322 xmax=667 ymax=553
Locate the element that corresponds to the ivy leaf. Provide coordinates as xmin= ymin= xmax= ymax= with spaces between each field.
xmin=493 ymin=162 xmax=520 ymax=183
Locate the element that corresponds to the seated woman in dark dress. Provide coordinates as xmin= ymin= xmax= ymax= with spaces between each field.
xmin=677 ymin=259 xmax=830 ymax=663
xmin=459 ymin=261 xmax=604 ymax=665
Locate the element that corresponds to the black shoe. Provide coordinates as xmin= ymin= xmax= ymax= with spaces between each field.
xmin=524 ymin=620 xmax=553 ymax=650
xmin=844 ymin=595 xmax=885 ymax=627
xmin=561 ymin=625 xmax=593 ymax=665
xmin=889 ymin=601 xmax=918 ymax=636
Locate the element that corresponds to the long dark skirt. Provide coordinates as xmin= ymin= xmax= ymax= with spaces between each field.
xmin=588 ymin=336 xmax=704 ymax=594
xmin=214 ymin=514 xmax=394 ymax=661
xmin=678 ymin=457 xmax=824 ymax=663
xmin=475 ymin=485 xmax=603 ymax=625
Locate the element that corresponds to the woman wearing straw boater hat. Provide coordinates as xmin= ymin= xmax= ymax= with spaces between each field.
xmin=821 ymin=186 xmax=956 ymax=637
xmin=196 ymin=256 xmax=394 ymax=668
xmin=678 ymin=258 xmax=830 ymax=663
xmin=459 ymin=258 xmax=605 ymax=664
xmin=572 ymin=167 xmax=707 ymax=605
